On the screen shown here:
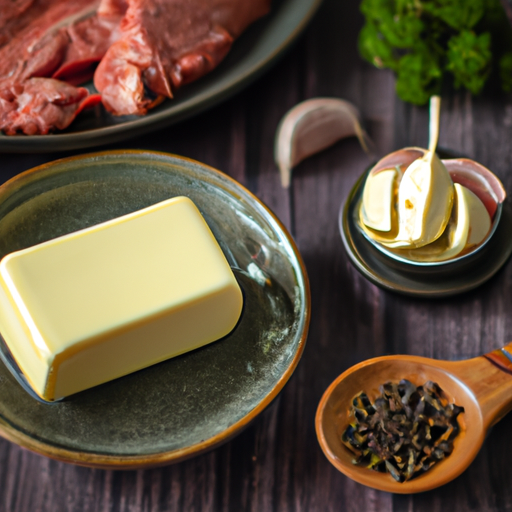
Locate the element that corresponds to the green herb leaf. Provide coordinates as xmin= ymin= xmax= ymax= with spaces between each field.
xmin=395 ymin=48 xmax=443 ymax=105
xmin=446 ymin=30 xmax=492 ymax=94
xmin=422 ymin=0 xmax=485 ymax=30
xmin=358 ymin=22 xmax=399 ymax=70
xmin=358 ymin=0 xmax=512 ymax=104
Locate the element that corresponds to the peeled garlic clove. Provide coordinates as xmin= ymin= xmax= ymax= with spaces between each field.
xmin=464 ymin=186 xmax=491 ymax=248
xmin=361 ymin=168 xmax=398 ymax=232
xmin=274 ymin=98 xmax=371 ymax=188
xmin=392 ymin=183 xmax=469 ymax=262
xmin=444 ymin=158 xmax=506 ymax=219
xmin=358 ymin=148 xmax=417 ymax=243
xmin=390 ymin=151 xmax=454 ymax=248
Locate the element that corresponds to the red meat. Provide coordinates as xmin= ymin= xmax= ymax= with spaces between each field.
xmin=0 ymin=0 xmax=36 ymax=47
xmin=94 ymin=0 xmax=271 ymax=115
xmin=0 ymin=78 xmax=97 ymax=135
xmin=52 ymin=0 xmax=127 ymax=84
xmin=0 ymin=0 xmax=271 ymax=134
xmin=0 ymin=0 xmax=123 ymax=134
xmin=0 ymin=0 xmax=102 ymax=82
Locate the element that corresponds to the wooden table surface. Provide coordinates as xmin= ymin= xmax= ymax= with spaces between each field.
xmin=2 ymin=0 xmax=512 ymax=510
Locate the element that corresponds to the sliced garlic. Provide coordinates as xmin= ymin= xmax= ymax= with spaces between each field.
xmin=391 ymin=184 xmax=469 ymax=262
xmin=359 ymin=213 xmax=399 ymax=244
xmin=383 ymin=96 xmax=454 ymax=248
xmin=444 ymin=158 xmax=506 ymax=219
xmin=465 ymin=186 xmax=491 ymax=248
xmin=274 ymin=98 xmax=371 ymax=188
xmin=390 ymin=184 xmax=491 ymax=262
xmin=361 ymin=168 xmax=398 ymax=232
xmin=389 ymin=152 xmax=454 ymax=248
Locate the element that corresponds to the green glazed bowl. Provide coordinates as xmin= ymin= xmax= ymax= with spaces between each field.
xmin=0 ymin=150 xmax=310 ymax=468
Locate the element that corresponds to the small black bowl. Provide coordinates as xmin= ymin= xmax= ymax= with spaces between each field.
xmin=340 ymin=171 xmax=512 ymax=297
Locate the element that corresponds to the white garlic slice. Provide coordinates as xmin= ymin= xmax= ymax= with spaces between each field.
xmin=381 ymin=96 xmax=454 ymax=249
xmin=465 ymin=186 xmax=491 ymax=248
xmin=274 ymin=98 xmax=371 ymax=188
xmin=361 ymin=168 xmax=398 ymax=232
xmin=389 ymin=152 xmax=454 ymax=248
xmin=391 ymin=183 xmax=469 ymax=261
xmin=389 ymin=184 xmax=490 ymax=262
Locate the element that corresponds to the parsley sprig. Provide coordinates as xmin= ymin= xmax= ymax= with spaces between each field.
xmin=359 ymin=0 xmax=512 ymax=104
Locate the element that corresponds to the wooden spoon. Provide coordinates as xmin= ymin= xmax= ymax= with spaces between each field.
xmin=315 ymin=343 xmax=512 ymax=493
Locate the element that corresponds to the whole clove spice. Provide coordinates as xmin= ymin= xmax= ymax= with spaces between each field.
xmin=341 ymin=380 xmax=464 ymax=483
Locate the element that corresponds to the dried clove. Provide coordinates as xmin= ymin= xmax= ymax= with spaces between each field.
xmin=341 ymin=379 xmax=464 ymax=483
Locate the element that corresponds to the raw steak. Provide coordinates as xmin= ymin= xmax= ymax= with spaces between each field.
xmin=0 ymin=0 xmax=123 ymax=134
xmin=52 ymin=0 xmax=127 ymax=84
xmin=0 ymin=0 xmax=102 ymax=82
xmin=0 ymin=0 xmax=271 ymax=134
xmin=0 ymin=78 xmax=99 ymax=135
xmin=94 ymin=0 xmax=271 ymax=115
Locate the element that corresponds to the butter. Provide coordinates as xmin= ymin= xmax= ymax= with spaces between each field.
xmin=0 ymin=196 xmax=243 ymax=401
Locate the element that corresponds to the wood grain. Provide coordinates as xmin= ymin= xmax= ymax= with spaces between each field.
xmin=2 ymin=0 xmax=512 ymax=510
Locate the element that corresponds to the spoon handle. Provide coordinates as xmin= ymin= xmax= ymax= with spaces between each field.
xmin=476 ymin=341 xmax=512 ymax=428
xmin=483 ymin=342 xmax=512 ymax=375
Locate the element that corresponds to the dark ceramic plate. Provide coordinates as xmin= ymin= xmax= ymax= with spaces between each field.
xmin=340 ymin=172 xmax=512 ymax=297
xmin=0 ymin=0 xmax=321 ymax=154
xmin=0 ymin=151 xmax=310 ymax=468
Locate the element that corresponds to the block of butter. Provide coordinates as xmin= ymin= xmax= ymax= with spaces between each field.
xmin=0 ymin=196 xmax=243 ymax=401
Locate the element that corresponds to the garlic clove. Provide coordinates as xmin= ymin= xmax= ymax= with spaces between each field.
xmin=444 ymin=158 xmax=506 ymax=219
xmin=368 ymin=147 xmax=424 ymax=177
xmin=358 ymin=213 xmax=399 ymax=244
xmin=383 ymin=152 xmax=454 ymax=248
xmin=464 ymin=186 xmax=491 ymax=248
xmin=358 ymin=148 xmax=418 ymax=244
xmin=361 ymin=168 xmax=398 ymax=232
xmin=391 ymin=183 xmax=470 ymax=262
xmin=391 ymin=96 xmax=454 ymax=248
xmin=274 ymin=98 xmax=371 ymax=188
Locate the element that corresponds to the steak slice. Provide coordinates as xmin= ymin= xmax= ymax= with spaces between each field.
xmin=94 ymin=0 xmax=271 ymax=115
xmin=52 ymin=0 xmax=127 ymax=85
xmin=0 ymin=78 xmax=98 ymax=135
xmin=0 ymin=0 xmax=102 ymax=82
xmin=0 ymin=0 xmax=123 ymax=135
xmin=0 ymin=0 xmax=36 ymax=47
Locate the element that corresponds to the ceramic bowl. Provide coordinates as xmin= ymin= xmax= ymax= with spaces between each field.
xmin=0 ymin=150 xmax=310 ymax=468
xmin=340 ymin=153 xmax=512 ymax=297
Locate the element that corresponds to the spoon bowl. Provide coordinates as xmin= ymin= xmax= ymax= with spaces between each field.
xmin=316 ymin=343 xmax=512 ymax=493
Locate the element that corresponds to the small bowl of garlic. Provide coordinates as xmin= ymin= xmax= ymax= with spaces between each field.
xmin=340 ymin=97 xmax=511 ymax=296
xmin=357 ymin=146 xmax=506 ymax=268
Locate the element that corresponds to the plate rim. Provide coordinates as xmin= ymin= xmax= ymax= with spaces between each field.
xmin=0 ymin=149 xmax=311 ymax=468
